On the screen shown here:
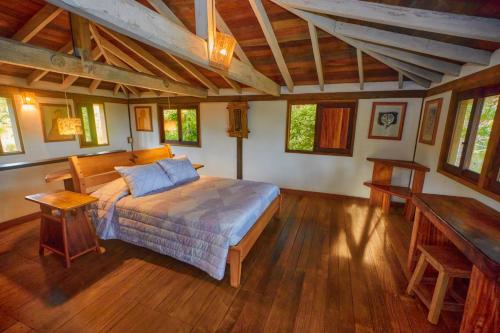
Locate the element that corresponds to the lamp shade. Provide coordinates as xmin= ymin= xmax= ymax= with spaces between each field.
xmin=21 ymin=92 xmax=36 ymax=106
xmin=57 ymin=118 xmax=83 ymax=135
xmin=209 ymin=32 xmax=236 ymax=70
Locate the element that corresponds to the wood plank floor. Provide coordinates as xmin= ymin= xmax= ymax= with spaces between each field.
xmin=0 ymin=192 xmax=462 ymax=332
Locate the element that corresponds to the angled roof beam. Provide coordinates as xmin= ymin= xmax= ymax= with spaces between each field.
xmin=308 ymin=22 xmax=324 ymax=91
xmin=249 ymin=0 xmax=293 ymax=92
xmin=398 ymin=73 xmax=403 ymax=89
xmin=45 ymin=0 xmax=278 ymax=95
xmin=194 ymin=0 xmax=216 ymax=54
xmin=0 ymin=38 xmax=207 ymax=97
xmin=12 ymin=4 xmax=63 ymax=42
xmin=215 ymin=10 xmax=252 ymax=66
xmin=273 ymin=1 xmax=430 ymax=88
xmin=351 ymin=39 xmax=461 ymax=77
xmin=70 ymin=14 xmax=91 ymax=60
xmin=277 ymin=0 xmax=500 ymax=42
xmin=53 ymin=0 xmax=277 ymax=95
xmin=356 ymin=49 xmax=364 ymax=90
xmin=97 ymin=25 xmax=188 ymax=83
xmin=222 ymin=76 xmax=242 ymax=94
xmin=270 ymin=1 xmax=491 ymax=66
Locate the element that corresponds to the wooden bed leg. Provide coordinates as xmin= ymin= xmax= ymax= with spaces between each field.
xmin=229 ymin=248 xmax=242 ymax=288
xmin=274 ymin=195 xmax=282 ymax=220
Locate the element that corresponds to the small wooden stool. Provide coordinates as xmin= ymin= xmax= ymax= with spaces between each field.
xmin=406 ymin=245 xmax=472 ymax=324
xmin=25 ymin=191 xmax=102 ymax=268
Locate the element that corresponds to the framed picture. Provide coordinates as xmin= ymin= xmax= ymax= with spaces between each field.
xmin=40 ymin=103 xmax=75 ymax=142
xmin=419 ymin=98 xmax=443 ymax=145
xmin=368 ymin=102 xmax=407 ymax=140
xmin=134 ymin=106 xmax=153 ymax=132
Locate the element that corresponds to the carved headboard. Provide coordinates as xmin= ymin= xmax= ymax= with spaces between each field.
xmin=69 ymin=145 xmax=173 ymax=193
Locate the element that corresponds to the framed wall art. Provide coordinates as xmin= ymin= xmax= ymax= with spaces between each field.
xmin=39 ymin=103 xmax=75 ymax=142
xmin=368 ymin=102 xmax=407 ymax=140
xmin=419 ymin=98 xmax=443 ymax=145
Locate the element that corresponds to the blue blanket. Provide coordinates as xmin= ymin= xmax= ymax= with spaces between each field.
xmin=89 ymin=176 xmax=279 ymax=280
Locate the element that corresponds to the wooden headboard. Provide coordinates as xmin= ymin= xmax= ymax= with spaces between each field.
xmin=69 ymin=145 xmax=173 ymax=193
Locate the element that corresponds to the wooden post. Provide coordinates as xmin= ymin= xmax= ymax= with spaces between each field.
xmin=237 ymin=136 xmax=242 ymax=179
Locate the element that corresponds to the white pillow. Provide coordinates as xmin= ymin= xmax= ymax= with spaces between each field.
xmin=115 ymin=163 xmax=174 ymax=197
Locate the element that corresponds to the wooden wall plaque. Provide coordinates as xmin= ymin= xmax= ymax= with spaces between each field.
xmin=227 ymin=102 xmax=249 ymax=138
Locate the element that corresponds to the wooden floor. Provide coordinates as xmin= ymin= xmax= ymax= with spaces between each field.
xmin=0 ymin=192 xmax=462 ymax=333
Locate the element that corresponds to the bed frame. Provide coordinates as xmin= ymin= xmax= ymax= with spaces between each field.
xmin=68 ymin=145 xmax=281 ymax=287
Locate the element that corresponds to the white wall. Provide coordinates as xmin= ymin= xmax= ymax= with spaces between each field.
xmin=0 ymin=94 xmax=131 ymax=222
xmin=131 ymin=98 xmax=423 ymax=198
xmin=415 ymin=91 xmax=500 ymax=210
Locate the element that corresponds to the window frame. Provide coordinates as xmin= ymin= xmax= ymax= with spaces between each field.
xmin=438 ymin=85 xmax=500 ymax=200
xmin=158 ymin=103 xmax=201 ymax=147
xmin=75 ymin=102 xmax=110 ymax=148
xmin=285 ymin=100 xmax=358 ymax=157
xmin=0 ymin=94 xmax=24 ymax=156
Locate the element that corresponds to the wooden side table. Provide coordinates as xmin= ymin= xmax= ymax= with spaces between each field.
xmin=25 ymin=191 xmax=102 ymax=268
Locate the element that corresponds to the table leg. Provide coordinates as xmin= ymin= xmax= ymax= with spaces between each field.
xmin=61 ymin=214 xmax=71 ymax=268
xmin=460 ymin=266 xmax=499 ymax=333
xmin=38 ymin=210 xmax=45 ymax=256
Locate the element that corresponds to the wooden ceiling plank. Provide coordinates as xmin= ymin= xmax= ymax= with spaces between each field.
xmin=0 ymin=38 xmax=207 ymax=97
xmin=45 ymin=0 xmax=279 ymax=95
xmin=308 ymin=22 xmax=324 ymax=91
xmin=356 ymin=49 xmax=364 ymax=90
xmin=351 ymin=39 xmax=461 ymax=77
xmin=12 ymin=4 xmax=64 ymax=42
xmin=274 ymin=2 xmax=430 ymax=88
xmin=215 ymin=10 xmax=252 ymax=66
xmin=277 ymin=0 xmax=500 ymax=42
xmin=27 ymin=41 xmax=74 ymax=85
xmin=168 ymin=55 xmax=219 ymax=94
xmin=271 ymin=1 xmax=491 ymax=65
xmin=97 ymin=26 xmax=188 ymax=83
xmin=249 ymin=0 xmax=293 ymax=92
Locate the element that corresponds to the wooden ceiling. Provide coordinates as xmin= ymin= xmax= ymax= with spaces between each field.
xmin=0 ymin=0 xmax=499 ymax=97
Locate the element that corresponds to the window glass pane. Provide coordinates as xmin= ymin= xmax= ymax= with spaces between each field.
xmin=163 ymin=109 xmax=179 ymax=141
xmin=93 ymin=104 xmax=108 ymax=145
xmin=0 ymin=97 xmax=22 ymax=153
xmin=447 ymin=99 xmax=473 ymax=166
xmin=181 ymin=109 xmax=198 ymax=142
xmin=80 ymin=106 xmax=93 ymax=143
xmin=467 ymin=95 xmax=498 ymax=173
xmin=288 ymin=104 xmax=316 ymax=151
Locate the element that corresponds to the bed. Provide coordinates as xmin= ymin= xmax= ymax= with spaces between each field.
xmin=68 ymin=146 xmax=281 ymax=287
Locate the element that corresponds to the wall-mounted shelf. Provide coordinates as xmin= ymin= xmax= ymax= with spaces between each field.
xmin=365 ymin=158 xmax=430 ymax=220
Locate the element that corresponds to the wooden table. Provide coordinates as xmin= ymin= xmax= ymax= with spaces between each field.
xmin=45 ymin=164 xmax=205 ymax=190
xmin=25 ymin=191 xmax=102 ymax=268
xmin=409 ymin=193 xmax=499 ymax=333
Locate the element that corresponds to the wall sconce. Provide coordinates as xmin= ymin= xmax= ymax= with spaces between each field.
xmin=209 ymin=32 xmax=236 ymax=70
xmin=57 ymin=118 xmax=83 ymax=135
xmin=21 ymin=92 xmax=36 ymax=111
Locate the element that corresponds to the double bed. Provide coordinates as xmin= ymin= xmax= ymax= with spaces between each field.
xmin=69 ymin=146 xmax=281 ymax=287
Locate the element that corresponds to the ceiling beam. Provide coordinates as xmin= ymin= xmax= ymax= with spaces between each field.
xmin=97 ymin=26 xmax=188 ymax=83
xmin=0 ymin=37 xmax=207 ymax=97
xmin=61 ymin=46 xmax=102 ymax=89
xmin=144 ymin=0 xmax=186 ymax=28
xmin=194 ymin=0 xmax=216 ymax=53
xmin=214 ymin=10 xmax=252 ymax=66
xmin=249 ymin=0 xmax=293 ymax=92
xmin=351 ymin=39 xmax=461 ymax=77
xmin=356 ymin=49 xmax=364 ymax=90
xmin=308 ymin=22 xmax=324 ymax=91
xmin=46 ymin=0 xmax=279 ymax=95
xmin=271 ymin=1 xmax=491 ymax=66
xmin=398 ymin=73 xmax=403 ymax=89
xmin=12 ymin=4 xmax=63 ymax=42
xmin=222 ymin=76 xmax=242 ymax=94
xmin=273 ymin=1 xmax=430 ymax=88
xmin=70 ymin=14 xmax=91 ymax=60
xmin=27 ymin=41 xmax=73 ymax=85
xmin=277 ymin=0 xmax=500 ymax=42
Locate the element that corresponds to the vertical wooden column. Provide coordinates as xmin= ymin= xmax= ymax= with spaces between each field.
xmin=460 ymin=267 xmax=499 ymax=333
xmin=404 ymin=170 xmax=426 ymax=221
xmin=237 ymin=136 xmax=243 ymax=179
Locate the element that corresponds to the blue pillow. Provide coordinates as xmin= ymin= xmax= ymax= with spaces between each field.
xmin=115 ymin=163 xmax=174 ymax=197
xmin=157 ymin=157 xmax=199 ymax=186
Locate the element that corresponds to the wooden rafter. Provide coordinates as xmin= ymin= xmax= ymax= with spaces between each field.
xmin=308 ymin=22 xmax=324 ymax=91
xmin=44 ymin=0 xmax=280 ymax=96
xmin=0 ymin=37 xmax=207 ymax=97
xmin=276 ymin=0 xmax=500 ymax=42
xmin=194 ymin=0 xmax=216 ymax=53
xmin=398 ymin=73 xmax=404 ymax=89
xmin=70 ymin=14 xmax=91 ymax=60
xmin=12 ymin=4 xmax=63 ymax=42
xmin=214 ymin=10 xmax=252 ymax=66
xmin=271 ymin=0 xmax=491 ymax=66
xmin=249 ymin=0 xmax=294 ymax=92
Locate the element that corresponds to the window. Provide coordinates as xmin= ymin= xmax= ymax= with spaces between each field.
xmin=158 ymin=104 xmax=200 ymax=146
xmin=76 ymin=103 xmax=109 ymax=147
xmin=0 ymin=95 xmax=23 ymax=155
xmin=440 ymin=85 xmax=500 ymax=198
xmin=286 ymin=101 xmax=357 ymax=156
